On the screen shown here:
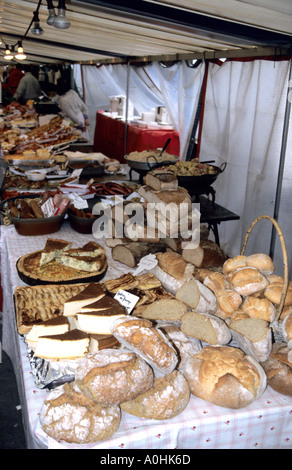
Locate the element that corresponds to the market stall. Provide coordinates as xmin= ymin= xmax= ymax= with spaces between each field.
xmin=1 ymin=225 xmax=292 ymax=450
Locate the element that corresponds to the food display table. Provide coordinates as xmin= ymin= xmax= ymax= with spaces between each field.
xmin=93 ymin=111 xmax=180 ymax=163
xmin=1 ymin=223 xmax=292 ymax=450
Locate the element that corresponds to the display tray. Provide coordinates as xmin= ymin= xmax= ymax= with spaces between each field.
xmin=16 ymin=246 xmax=108 ymax=286
xmin=14 ymin=282 xmax=90 ymax=335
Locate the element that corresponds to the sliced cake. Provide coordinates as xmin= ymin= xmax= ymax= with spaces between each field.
xmin=34 ymin=330 xmax=90 ymax=359
xmin=89 ymin=334 xmax=120 ymax=353
xmin=25 ymin=316 xmax=70 ymax=349
xmin=39 ymin=238 xmax=72 ymax=266
xmin=63 ymin=283 xmax=106 ymax=317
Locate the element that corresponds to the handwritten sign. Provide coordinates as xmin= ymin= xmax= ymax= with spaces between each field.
xmin=114 ymin=289 xmax=140 ymax=314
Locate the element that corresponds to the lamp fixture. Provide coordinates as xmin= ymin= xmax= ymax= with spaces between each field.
xmin=31 ymin=10 xmax=44 ymax=35
xmin=53 ymin=0 xmax=71 ymax=29
xmin=4 ymin=46 xmax=14 ymax=60
xmin=15 ymin=41 xmax=26 ymax=60
xmin=46 ymin=0 xmax=56 ymax=25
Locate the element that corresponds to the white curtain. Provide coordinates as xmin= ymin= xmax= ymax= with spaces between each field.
xmin=199 ymin=58 xmax=292 ymax=276
xmin=74 ymin=62 xmax=205 ymax=157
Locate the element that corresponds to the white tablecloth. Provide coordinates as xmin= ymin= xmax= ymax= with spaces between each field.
xmin=1 ymin=223 xmax=292 ymax=450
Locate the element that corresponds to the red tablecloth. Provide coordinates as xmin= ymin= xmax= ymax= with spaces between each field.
xmin=93 ymin=111 xmax=180 ymax=162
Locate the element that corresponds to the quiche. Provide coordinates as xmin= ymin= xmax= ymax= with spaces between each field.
xmin=17 ymin=240 xmax=107 ymax=285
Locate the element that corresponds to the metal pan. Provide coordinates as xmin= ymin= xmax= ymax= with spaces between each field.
xmin=176 ymin=162 xmax=227 ymax=196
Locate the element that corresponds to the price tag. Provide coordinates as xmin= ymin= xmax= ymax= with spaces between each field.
xmin=41 ymin=197 xmax=55 ymax=218
xmin=114 ymin=289 xmax=140 ymax=314
xmin=133 ymin=253 xmax=158 ymax=276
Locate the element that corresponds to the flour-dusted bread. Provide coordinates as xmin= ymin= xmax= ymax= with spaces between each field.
xmin=75 ymin=349 xmax=153 ymax=405
xmin=184 ymin=345 xmax=267 ymax=409
xmin=203 ymin=272 xmax=230 ymax=293
xmin=180 ymin=311 xmax=231 ymax=346
xmin=158 ymin=325 xmax=201 ymax=370
xmin=111 ymin=316 xmax=178 ymax=375
xmin=229 ymin=267 xmax=269 ymax=296
xmin=229 ymin=317 xmax=272 ymax=362
xmin=246 ymin=253 xmax=275 ymax=276
xmin=282 ymin=312 xmax=292 ymax=342
xmin=223 ymin=255 xmax=247 ymax=275
xmin=261 ymin=342 xmax=292 ymax=397
xmin=152 ymin=252 xmax=194 ymax=294
xmin=39 ymin=382 xmax=121 ymax=444
xmin=138 ymin=185 xmax=192 ymax=220
xmin=264 ymin=279 xmax=292 ymax=307
xmin=214 ymin=289 xmax=243 ymax=320
xmin=121 ymin=370 xmax=190 ymax=420
xmin=182 ymin=240 xmax=227 ymax=269
xmin=176 ymin=278 xmax=217 ymax=314
xmin=138 ymin=297 xmax=190 ymax=322
xmin=240 ymin=296 xmax=277 ymax=322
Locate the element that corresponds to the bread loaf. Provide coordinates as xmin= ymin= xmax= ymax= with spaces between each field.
xmin=39 ymin=382 xmax=121 ymax=444
xmin=75 ymin=349 xmax=153 ymax=405
xmin=138 ymin=185 xmax=191 ymax=220
xmin=223 ymin=255 xmax=247 ymax=275
xmin=229 ymin=267 xmax=269 ymax=296
xmin=183 ymin=345 xmax=267 ymax=409
xmin=282 ymin=312 xmax=292 ymax=342
xmin=203 ymin=272 xmax=230 ymax=293
xmin=121 ymin=371 xmax=190 ymax=420
xmin=264 ymin=280 xmax=292 ymax=306
xmin=214 ymin=289 xmax=243 ymax=320
xmin=182 ymin=240 xmax=227 ymax=268
xmin=180 ymin=311 xmax=231 ymax=345
xmin=111 ymin=316 xmax=178 ymax=374
xmin=159 ymin=325 xmax=201 ymax=370
xmin=246 ymin=253 xmax=275 ymax=276
xmin=240 ymin=296 xmax=277 ymax=322
xmin=152 ymin=252 xmax=194 ymax=294
xmin=229 ymin=317 xmax=272 ymax=362
xmin=138 ymin=297 xmax=190 ymax=322
xmin=261 ymin=342 xmax=292 ymax=397
xmin=144 ymin=170 xmax=178 ymax=191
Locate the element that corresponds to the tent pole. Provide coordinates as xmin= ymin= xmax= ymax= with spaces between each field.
xmin=124 ymin=61 xmax=130 ymax=156
xmin=270 ymin=58 xmax=292 ymax=259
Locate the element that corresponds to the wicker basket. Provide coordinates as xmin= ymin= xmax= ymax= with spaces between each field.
xmin=240 ymin=215 xmax=289 ymax=338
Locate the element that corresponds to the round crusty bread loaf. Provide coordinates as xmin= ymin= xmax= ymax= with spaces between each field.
xmin=261 ymin=342 xmax=292 ymax=397
xmin=264 ymin=280 xmax=292 ymax=306
xmin=39 ymin=382 xmax=121 ymax=444
xmin=152 ymin=252 xmax=194 ymax=294
xmin=229 ymin=267 xmax=269 ymax=296
xmin=183 ymin=345 xmax=267 ymax=409
xmin=180 ymin=311 xmax=231 ymax=346
xmin=203 ymin=272 xmax=230 ymax=293
xmin=246 ymin=253 xmax=275 ymax=276
xmin=241 ymin=296 xmax=277 ymax=322
xmin=111 ymin=316 xmax=178 ymax=374
xmin=75 ymin=349 xmax=153 ymax=405
xmin=121 ymin=370 xmax=190 ymax=419
xmin=282 ymin=312 xmax=292 ymax=342
xmin=223 ymin=255 xmax=247 ymax=274
xmin=229 ymin=317 xmax=272 ymax=362
xmin=214 ymin=289 xmax=243 ymax=319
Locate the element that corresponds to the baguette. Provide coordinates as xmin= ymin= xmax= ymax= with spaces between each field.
xmin=183 ymin=345 xmax=267 ymax=409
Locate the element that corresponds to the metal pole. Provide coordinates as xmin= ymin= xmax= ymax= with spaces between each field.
xmin=124 ymin=61 xmax=130 ymax=156
xmin=270 ymin=58 xmax=292 ymax=259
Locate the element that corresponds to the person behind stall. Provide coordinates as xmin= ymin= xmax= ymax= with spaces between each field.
xmin=13 ymin=65 xmax=42 ymax=104
xmin=56 ymin=77 xmax=90 ymax=138
xmin=2 ymin=64 xmax=24 ymax=105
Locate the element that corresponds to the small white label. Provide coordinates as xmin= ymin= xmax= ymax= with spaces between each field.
xmin=41 ymin=197 xmax=55 ymax=218
xmin=114 ymin=289 xmax=140 ymax=314
xmin=133 ymin=253 xmax=158 ymax=275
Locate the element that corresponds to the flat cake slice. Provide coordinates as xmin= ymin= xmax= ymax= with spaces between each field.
xmin=80 ymin=295 xmax=125 ymax=314
xmin=89 ymin=333 xmax=120 ymax=352
xmin=63 ymin=283 xmax=106 ymax=317
xmin=34 ymin=329 xmax=90 ymax=359
xmin=39 ymin=238 xmax=72 ymax=266
xmin=76 ymin=309 xmax=126 ymax=335
xmin=25 ymin=316 xmax=70 ymax=349
xmin=55 ymin=254 xmax=105 ymax=272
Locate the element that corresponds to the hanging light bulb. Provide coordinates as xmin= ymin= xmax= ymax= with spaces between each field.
xmin=53 ymin=0 xmax=71 ymax=29
xmin=31 ymin=10 xmax=44 ymax=35
xmin=4 ymin=46 xmax=13 ymax=60
xmin=46 ymin=0 xmax=56 ymax=25
xmin=15 ymin=42 xmax=26 ymax=60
